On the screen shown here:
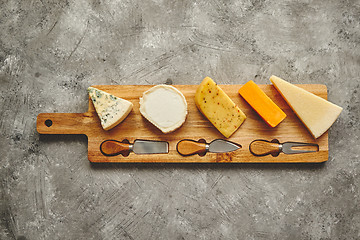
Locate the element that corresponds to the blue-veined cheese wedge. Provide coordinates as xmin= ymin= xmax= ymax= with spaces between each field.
xmin=88 ymin=87 xmax=133 ymax=130
xmin=139 ymin=85 xmax=188 ymax=133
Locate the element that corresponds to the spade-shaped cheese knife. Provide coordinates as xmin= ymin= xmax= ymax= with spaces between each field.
xmin=100 ymin=139 xmax=169 ymax=156
xmin=249 ymin=139 xmax=319 ymax=157
xmin=176 ymin=139 xmax=241 ymax=156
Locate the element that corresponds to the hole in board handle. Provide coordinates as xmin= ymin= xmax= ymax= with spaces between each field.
xmin=45 ymin=119 xmax=52 ymax=127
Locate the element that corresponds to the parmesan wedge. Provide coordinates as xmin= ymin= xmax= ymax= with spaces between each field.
xmin=270 ymin=75 xmax=342 ymax=138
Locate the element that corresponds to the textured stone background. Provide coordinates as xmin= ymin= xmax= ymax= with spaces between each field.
xmin=1 ymin=0 xmax=359 ymax=239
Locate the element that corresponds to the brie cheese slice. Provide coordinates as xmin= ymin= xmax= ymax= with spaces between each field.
xmin=88 ymin=87 xmax=133 ymax=130
xmin=270 ymin=75 xmax=342 ymax=138
xmin=139 ymin=85 xmax=188 ymax=133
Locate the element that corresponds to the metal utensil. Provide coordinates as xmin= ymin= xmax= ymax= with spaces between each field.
xmin=100 ymin=139 xmax=169 ymax=156
xmin=176 ymin=139 xmax=241 ymax=156
xmin=249 ymin=139 xmax=319 ymax=157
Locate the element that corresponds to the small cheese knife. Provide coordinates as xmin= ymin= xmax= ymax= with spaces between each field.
xmin=176 ymin=139 xmax=241 ymax=156
xmin=249 ymin=139 xmax=319 ymax=157
xmin=100 ymin=139 xmax=169 ymax=156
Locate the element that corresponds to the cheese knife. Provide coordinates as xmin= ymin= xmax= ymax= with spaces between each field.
xmin=100 ymin=139 xmax=169 ymax=156
xmin=176 ymin=139 xmax=241 ymax=156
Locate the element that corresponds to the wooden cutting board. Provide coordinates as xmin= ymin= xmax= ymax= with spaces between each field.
xmin=36 ymin=84 xmax=328 ymax=163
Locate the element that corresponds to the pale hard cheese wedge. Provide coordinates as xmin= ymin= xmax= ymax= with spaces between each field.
xmin=195 ymin=77 xmax=246 ymax=138
xmin=88 ymin=87 xmax=133 ymax=131
xmin=270 ymin=75 xmax=342 ymax=138
xmin=139 ymin=85 xmax=187 ymax=133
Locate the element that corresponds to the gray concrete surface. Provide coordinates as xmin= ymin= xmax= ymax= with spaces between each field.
xmin=1 ymin=0 xmax=359 ymax=239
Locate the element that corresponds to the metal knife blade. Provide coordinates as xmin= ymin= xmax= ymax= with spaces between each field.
xmin=132 ymin=139 xmax=169 ymax=154
xmin=208 ymin=139 xmax=241 ymax=153
xmin=176 ymin=139 xmax=241 ymax=156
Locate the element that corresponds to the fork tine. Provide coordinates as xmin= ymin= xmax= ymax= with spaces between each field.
xmin=281 ymin=142 xmax=319 ymax=154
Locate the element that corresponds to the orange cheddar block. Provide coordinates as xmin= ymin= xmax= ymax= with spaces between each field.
xmin=239 ymin=80 xmax=286 ymax=127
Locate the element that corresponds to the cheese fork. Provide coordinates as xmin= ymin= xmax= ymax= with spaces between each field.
xmin=249 ymin=139 xmax=319 ymax=157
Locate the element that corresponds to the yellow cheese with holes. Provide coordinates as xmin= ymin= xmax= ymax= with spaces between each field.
xmin=195 ymin=77 xmax=246 ymax=138
xmin=270 ymin=75 xmax=342 ymax=138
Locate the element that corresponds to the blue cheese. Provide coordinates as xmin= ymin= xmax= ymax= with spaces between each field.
xmin=88 ymin=87 xmax=133 ymax=130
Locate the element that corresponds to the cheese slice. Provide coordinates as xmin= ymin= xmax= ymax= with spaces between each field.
xmin=139 ymin=85 xmax=187 ymax=133
xmin=270 ymin=75 xmax=342 ymax=138
xmin=239 ymin=80 xmax=286 ymax=127
xmin=195 ymin=77 xmax=246 ymax=138
xmin=88 ymin=87 xmax=133 ymax=130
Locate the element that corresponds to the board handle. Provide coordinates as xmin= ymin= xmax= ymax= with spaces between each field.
xmin=176 ymin=139 xmax=208 ymax=156
xmin=37 ymin=113 xmax=93 ymax=135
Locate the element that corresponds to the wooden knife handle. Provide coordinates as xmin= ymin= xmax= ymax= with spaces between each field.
xmin=249 ymin=139 xmax=281 ymax=157
xmin=176 ymin=139 xmax=207 ymax=156
xmin=100 ymin=140 xmax=131 ymax=156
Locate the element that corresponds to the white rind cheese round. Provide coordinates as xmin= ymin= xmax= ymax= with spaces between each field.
xmin=139 ymin=85 xmax=188 ymax=133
